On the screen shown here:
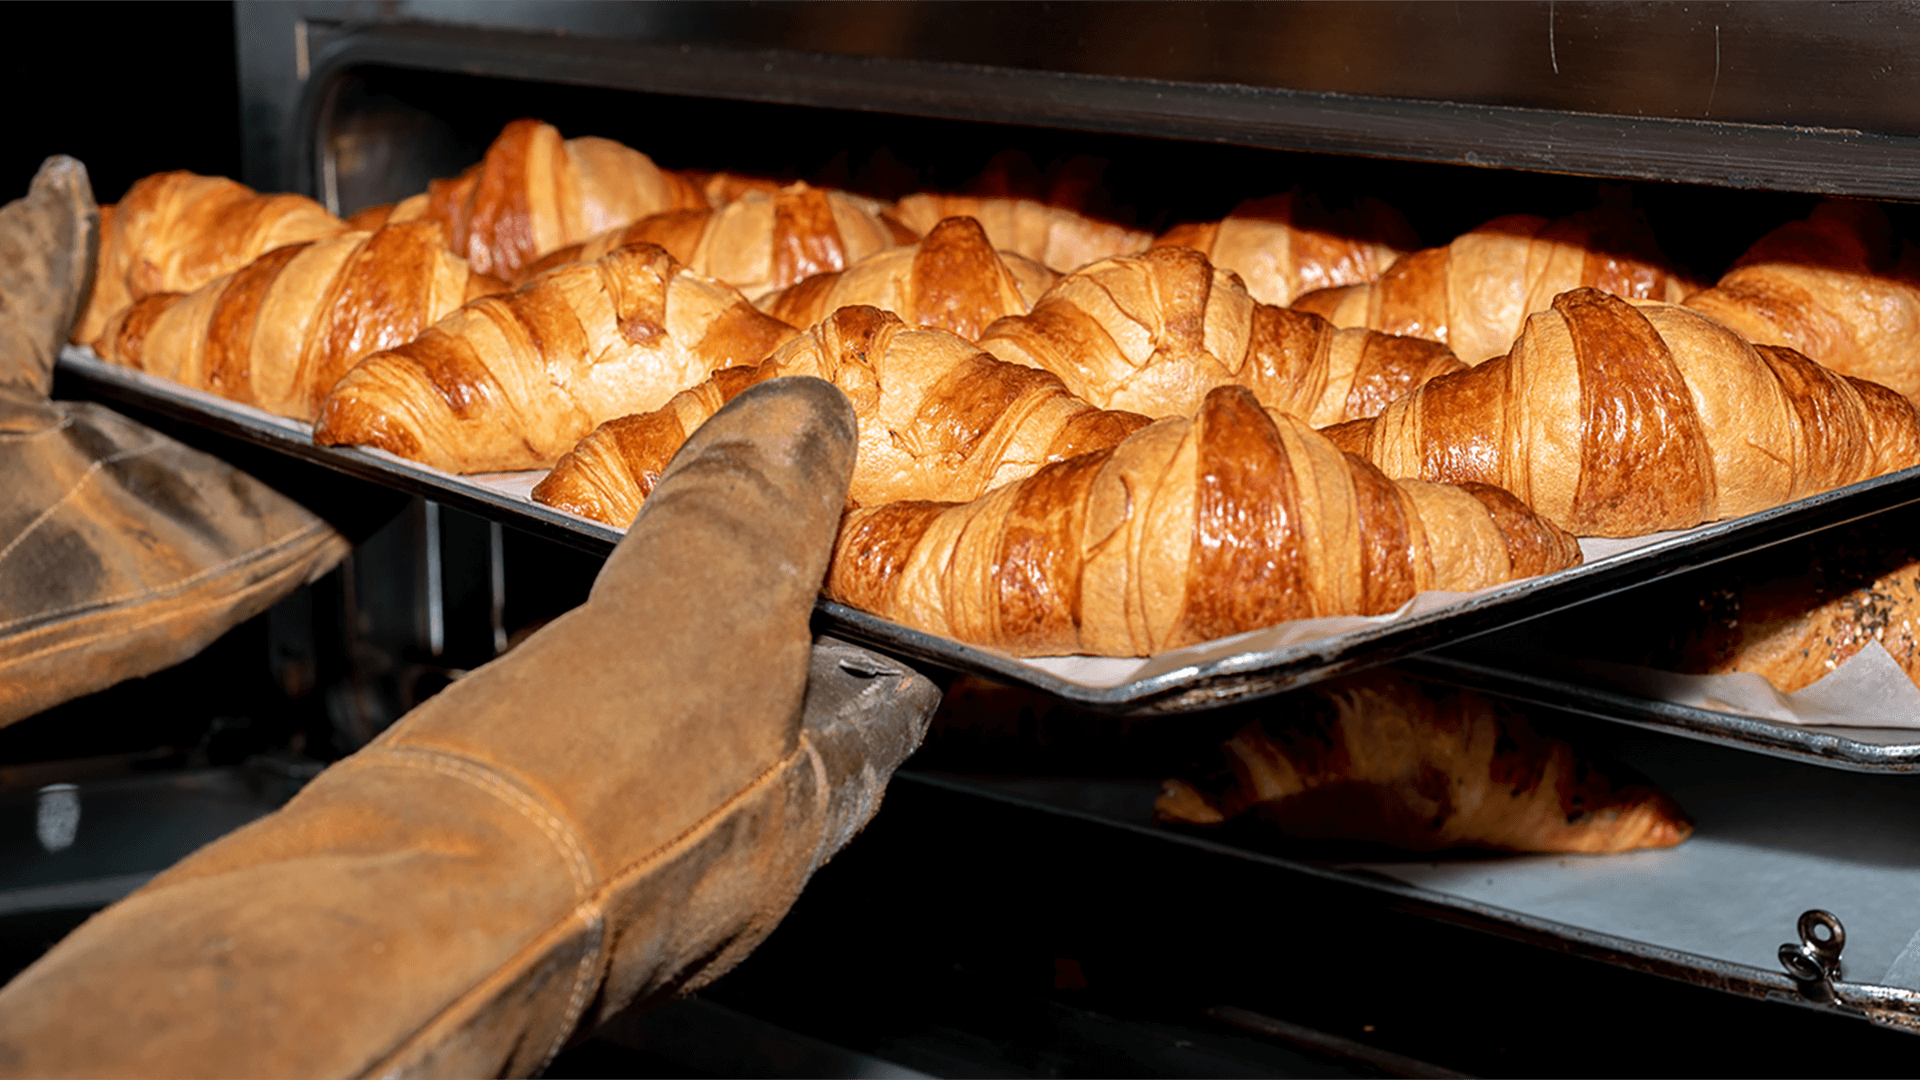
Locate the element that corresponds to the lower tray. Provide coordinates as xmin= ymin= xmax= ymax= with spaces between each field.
xmin=1405 ymin=650 xmax=1920 ymax=773
xmin=911 ymin=703 xmax=1920 ymax=1036
xmin=60 ymin=346 xmax=1920 ymax=715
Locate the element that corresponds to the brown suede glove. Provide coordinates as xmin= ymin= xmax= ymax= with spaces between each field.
xmin=0 ymin=375 xmax=940 ymax=1078
xmin=0 ymin=156 xmax=348 ymax=725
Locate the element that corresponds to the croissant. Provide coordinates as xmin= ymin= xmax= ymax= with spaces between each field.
xmin=94 ymin=221 xmax=506 ymax=421
xmin=826 ymin=383 xmax=1581 ymax=657
xmin=885 ymin=193 xmax=1150 ymax=274
xmin=531 ymin=305 xmax=1152 ymax=526
xmin=1683 ymin=201 xmax=1920 ymax=400
xmin=756 ymin=216 xmax=1057 ymax=340
xmin=1293 ymin=209 xmax=1693 ymax=365
xmin=1323 ymin=288 xmax=1920 ymax=537
xmin=976 ymin=246 xmax=1464 ymax=425
xmin=1154 ymin=190 xmax=1417 ymax=307
xmin=674 ymin=169 xmax=784 ymax=207
xmin=347 ymin=119 xmax=707 ymax=281
xmin=76 ymin=171 xmax=345 ymax=345
xmin=313 ymin=243 xmax=798 ymax=472
xmin=519 ymin=181 xmax=908 ymax=298
xmin=1155 ymin=671 xmax=1692 ymax=854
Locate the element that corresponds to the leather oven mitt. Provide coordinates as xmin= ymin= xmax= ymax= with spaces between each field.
xmin=0 ymin=375 xmax=943 ymax=1078
xmin=0 ymin=156 xmax=348 ymax=725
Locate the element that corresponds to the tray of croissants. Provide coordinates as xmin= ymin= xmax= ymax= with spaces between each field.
xmin=61 ymin=117 xmax=1920 ymax=725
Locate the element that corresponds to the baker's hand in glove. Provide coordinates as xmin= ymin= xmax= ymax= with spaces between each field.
xmin=0 ymin=367 xmax=939 ymax=1076
xmin=0 ymin=156 xmax=347 ymax=726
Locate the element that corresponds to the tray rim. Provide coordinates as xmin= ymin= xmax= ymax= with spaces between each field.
xmin=898 ymin=770 xmax=1920 ymax=1036
xmin=58 ymin=346 xmax=1920 ymax=716
xmin=1400 ymin=654 xmax=1920 ymax=774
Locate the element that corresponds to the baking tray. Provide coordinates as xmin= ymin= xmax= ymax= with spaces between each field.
xmin=57 ymin=345 xmax=1920 ymax=715
xmin=906 ymin=701 xmax=1920 ymax=1036
xmin=1402 ymin=646 xmax=1920 ymax=775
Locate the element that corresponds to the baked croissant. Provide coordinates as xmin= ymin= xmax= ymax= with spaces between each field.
xmin=519 ymin=181 xmax=908 ymax=298
xmin=1323 ymin=288 xmax=1920 ymax=537
xmin=531 ymin=305 xmax=1152 ymax=526
xmin=76 ymin=171 xmax=345 ymax=345
xmin=1154 ymin=190 xmax=1417 ymax=306
xmin=756 ymin=216 xmax=1057 ymax=340
xmin=976 ymin=246 xmax=1464 ymax=425
xmin=1293 ymin=209 xmax=1693 ymax=365
xmin=885 ymin=193 xmax=1151 ymax=274
xmin=826 ymin=384 xmax=1581 ymax=657
xmin=347 ymin=118 xmax=707 ymax=281
xmin=1155 ymin=671 xmax=1692 ymax=854
xmin=674 ymin=169 xmax=784 ymax=207
xmin=313 ymin=243 xmax=798 ymax=472
xmin=94 ymin=221 xmax=506 ymax=421
xmin=1683 ymin=201 xmax=1920 ymax=400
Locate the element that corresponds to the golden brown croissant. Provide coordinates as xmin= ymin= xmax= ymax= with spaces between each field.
xmin=313 ymin=243 xmax=798 ymax=472
xmin=520 ymin=181 xmax=908 ymax=298
xmin=1154 ymin=190 xmax=1418 ymax=306
xmin=756 ymin=216 xmax=1057 ymax=340
xmin=1324 ymin=288 xmax=1920 ymax=537
xmin=827 ymin=384 xmax=1581 ymax=657
xmin=1155 ymin=671 xmax=1692 ymax=854
xmin=348 ymin=119 xmax=707 ymax=281
xmin=885 ymin=193 xmax=1151 ymax=274
xmin=1683 ymin=201 xmax=1920 ymax=399
xmin=1293 ymin=209 xmax=1693 ymax=365
xmin=976 ymin=246 xmax=1464 ymax=425
xmin=674 ymin=169 xmax=785 ymax=207
xmin=76 ymin=172 xmax=346 ymax=346
xmin=94 ymin=221 xmax=506 ymax=421
xmin=531 ymin=305 xmax=1152 ymax=526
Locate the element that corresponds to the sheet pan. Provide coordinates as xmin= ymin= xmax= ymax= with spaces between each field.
xmin=910 ymin=714 xmax=1920 ymax=1034
xmin=59 ymin=345 xmax=1920 ymax=714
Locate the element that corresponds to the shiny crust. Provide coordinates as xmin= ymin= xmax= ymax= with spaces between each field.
xmin=520 ymin=182 xmax=900 ymax=299
xmin=885 ymin=193 xmax=1150 ymax=274
xmin=1294 ymin=209 xmax=1693 ymax=365
xmin=1152 ymin=190 xmax=1416 ymax=306
xmin=76 ymin=171 xmax=345 ymax=345
xmin=823 ymin=384 xmax=1580 ymax=657
xmin=1154 ymin=671 xmax=1692 ymax=854
xmin=1684 ymin=201 xmax=1920 ymax=399
xmin=977 ymin=246 xmax=1464 ymax=425
xmin=1335 ymin=289 xmax=1920 ymax=537
xmin=381 ymin=119 xmax=706 ymax=282
xmin=531 ymin=306 xmax=1154 ymax=525
xmin=756 ymin=216 xmax=1058 ymax=340
xmin=313 ymin=243 xmax=797 ymax=472
xmin=95 ymin=222 xmax=504 ymax=420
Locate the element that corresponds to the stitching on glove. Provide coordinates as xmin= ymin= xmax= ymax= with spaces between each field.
xmin=0 ymin=517 xmax=340 ymax=635
xmin=360 ymin=745 xmax=599 ymax=897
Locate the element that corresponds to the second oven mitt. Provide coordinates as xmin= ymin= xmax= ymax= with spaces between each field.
xmin=0 ymin=156 xmax=349 ymax=725
xmin=0 ymin=376 xmax=942 ymax=1078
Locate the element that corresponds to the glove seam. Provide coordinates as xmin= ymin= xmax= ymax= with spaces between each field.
xmin=0 ymin=516 xmax=342 ymax=636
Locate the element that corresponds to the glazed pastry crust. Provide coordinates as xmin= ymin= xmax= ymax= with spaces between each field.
xmin=313 ymin=243 xmax=797 ymax=472
xmin=978 ymin=246 xmax=1464 ymax=426
xmin=96 ymin=222 xmax=504 ymax=421
xmin=1156 ymin=671 xmax=1692 ymax=854
xmin=825 ymin=384 xmax=1580 ymax=657
xmin=1325 ymin=289 xmax=1920 ymax=537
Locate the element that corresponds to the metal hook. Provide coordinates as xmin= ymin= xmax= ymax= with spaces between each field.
xmin=1780 ymin=909 xmax=1845 ymax=1002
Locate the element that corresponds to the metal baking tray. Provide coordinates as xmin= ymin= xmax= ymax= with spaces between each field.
xmin=58 ymin=346 xmax=1920 ymax=714
xmin=907 ymin=698 xmax=1920 ymax=1037
xmin=1401 ymin=647 xmax=1920 ymax=775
